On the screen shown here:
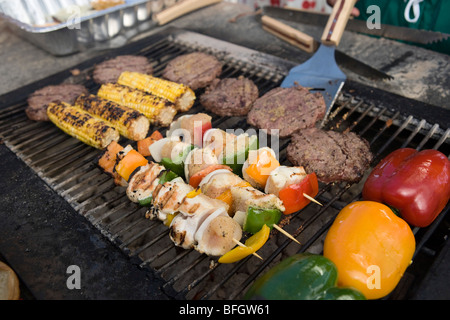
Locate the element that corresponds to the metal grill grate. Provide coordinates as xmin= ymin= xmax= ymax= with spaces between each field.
xmin=0 ymin=29 xmax=449 ymax=300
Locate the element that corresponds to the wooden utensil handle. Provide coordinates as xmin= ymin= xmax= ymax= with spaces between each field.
xmin=261 ymin=15 xmax=317 ymax=53
xmin=155 ymin=0 xmax=222 ymax=26
xmin=321 ymin=0 xmax=357 ymax=46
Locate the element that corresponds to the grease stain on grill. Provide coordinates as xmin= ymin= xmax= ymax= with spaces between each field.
xmin=0 ymin=31 xmax=449 ymax=300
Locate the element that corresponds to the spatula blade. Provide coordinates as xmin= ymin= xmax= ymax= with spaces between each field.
xmin=281 ymin=45 xmax=346 ymax=121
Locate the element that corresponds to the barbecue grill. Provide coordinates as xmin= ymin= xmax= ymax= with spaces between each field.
xmin=0 ymin=27 xmax=449 ymax=300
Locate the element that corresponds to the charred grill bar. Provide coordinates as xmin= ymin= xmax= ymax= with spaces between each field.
xmin=0 ymin=28 xmax=449 ymax=300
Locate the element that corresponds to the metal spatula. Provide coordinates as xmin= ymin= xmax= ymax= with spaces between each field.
xmin=281 ymin=0 xmax=357 ymax=122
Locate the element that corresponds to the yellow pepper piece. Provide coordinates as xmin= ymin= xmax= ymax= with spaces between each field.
xmin=115 ymin=149 xmax=148 ymax=182
xmin=218 ymin=224 xmax=270 ymax=264
xmin=245 ymin=149 xmax=280 ymax=188
xmin=186 ymin=188 xmax=202 ymax=198
xmin=235 ymin=181 xmax=252 ymax=188
xmin=216 ymin=181 xmax=252 ymax=215
xmin=164 ymin=212 xmax=178 ymax=227
xmin=216 ymin=189 xmax=233 ymax=211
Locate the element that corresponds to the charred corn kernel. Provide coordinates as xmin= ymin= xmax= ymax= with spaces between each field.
xmin=97 ymin=83 xmax=177 ymax=127
xmin=47 ymin=102 xmax=120 ymax=149
xmin=117 ymin=71 xmax=195 ymax=112
xmin=74 ymin=94 xmax=149 ymax=141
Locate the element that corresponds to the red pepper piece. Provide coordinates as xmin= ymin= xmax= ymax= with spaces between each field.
xmin=362 ymin=148 xmax=450 ymax=227
xmin=194 ymin=121 xmax=212 ymax=147
xmin=278 ymin=172 xmax=319 ymax=215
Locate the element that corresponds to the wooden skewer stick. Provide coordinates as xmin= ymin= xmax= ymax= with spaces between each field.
xmin=303 ymin=193 xmax=323 ymax=206
xmin=272 ymin=224 xmax=301 ymax=244
xmin=232 ymin=238 xmax=263 ymax=260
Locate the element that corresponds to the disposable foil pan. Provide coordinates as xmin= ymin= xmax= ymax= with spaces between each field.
xmin=0 ymin=0 xmax=178 ymax=56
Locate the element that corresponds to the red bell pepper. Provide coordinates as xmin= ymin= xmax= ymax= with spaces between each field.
xmin=278 ymin=172 xmax=319 ymax=215
xmin=362 ymin=148 xmax=450 ymax=227
xmin=193 ymin=121 xmax=212 ymax=147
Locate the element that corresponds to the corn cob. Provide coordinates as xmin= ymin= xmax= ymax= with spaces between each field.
xmin=47 ymin=102 xmax=120 ymax=149
xmin=117 ymin=71 xmax=195 ymax=112
xmin=97 ymin=83 xmax=177 ymax=127
xmin=74 ymin=94 xmax=149 ymax=141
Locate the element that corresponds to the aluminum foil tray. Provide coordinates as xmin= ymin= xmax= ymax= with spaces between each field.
xmin=0 ymin=0 xmax=179 ymax=55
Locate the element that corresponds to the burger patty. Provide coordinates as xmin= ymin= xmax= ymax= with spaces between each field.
xmin=286 ymin=127 xmax=373 ymax=183
xmin=26 ymin=84 xmax=88 ymax=121
xmin=200 ymin=77 xmax=259 ymax=117
xmin=162 ymin=52 xmax=222 ymax=90
xmin=93 ymin=55 xmax=153 ymax=84
xmin=247 ymin=86 xmax=326 ymax=138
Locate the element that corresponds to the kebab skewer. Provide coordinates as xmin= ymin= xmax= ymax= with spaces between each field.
xmin=148 ymin=127 xmax=304 ymax=244
xmin=163 ymin=115 xmax=321 ymax=213
xmin=99 ymin=142 xmax=267 ymax=260
xmin=158 ymin=118 xmax=321 ymax=228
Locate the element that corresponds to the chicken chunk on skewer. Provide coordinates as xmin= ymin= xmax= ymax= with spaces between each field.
xmin=195 ymin=210 xmax=243 ymax=256
xmin=169 ymin=194 xmax=229 ymax=250
xmin=199 ymin=169 xmax=244 ymax=199
xmin=231 ymin=186 xmax=285 ymax=213
xmin=126 ymin=162 xmax=166 ymax=203
xmin=151 ymin=177 xmax=194 ymax=224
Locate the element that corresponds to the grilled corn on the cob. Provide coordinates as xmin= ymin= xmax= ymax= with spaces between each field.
xmin=74 ymin=94 xmax=149 ymax=141
xmin=47 ymin=102 xmax=120 ymax=149
xmin=97 ymin=83 xmax=177 ymax=127
xmin=117 ymin=71 xmax=195 ymax=112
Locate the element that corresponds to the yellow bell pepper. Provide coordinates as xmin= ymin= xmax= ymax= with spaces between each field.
xmin=216 ymin=181 xmax=252 ymax=215
xmin=323 ymin=201 xmax=416 ymax=300
xmin=164 ymin=212 xmax=178 ymax=227
xmin=115 ymin=149 xmax=148 ymax=182
xmin=218 ymin=224 xmax=270 ymax=263
xmin=186 ymin=188 xmax=202 ymax=198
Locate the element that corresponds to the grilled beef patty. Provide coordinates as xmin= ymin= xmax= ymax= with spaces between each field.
xmin=162 ymin=52 xmax=222 ymax=90
xmin=92 ymin=55 xmax=153 ymax=84
xmin=247 ymin=86 xmax=326 ymax=138
xmin=200 ymin=77 xmax=259 ymax=116
xmin=286 ymin=127 xmax=373 ymax=183
xmin=26 ymin=84 xmax=88 ymax=121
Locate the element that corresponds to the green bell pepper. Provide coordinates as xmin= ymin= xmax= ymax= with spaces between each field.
xmin=158 ymin=170 xmax=179 ymax=185
xmin=138 ymin=195 xmax=153 ymax=207
xmin=160 ymin=145 xmax=195 ymax=180
xmin=243 ymin=206 xmax=282 ymax=234
xmin=160 ymin=158 xmax=185 ymax=179
xmin=221 ymin=134 xmax=258 ymax=177
xmin=244 ymin=253 xmax=366 ymax=300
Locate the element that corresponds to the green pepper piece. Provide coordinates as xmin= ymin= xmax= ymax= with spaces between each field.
xmin=243 ymin=206 xmax=281 ymax=234
xmin=244 ymin=253 xmax=366 ymax=300
xmin=172 ymin=144 xmax=195 ymax=165
xmin=221 ymin=135 xmax=258 ymax=177
xmin=138 ymin=195 xmax=153 ymax=207
xmin=161 ymin=158 xmax=185 ymax=179
xmin=158 ymin=170 xmax=179 ymax=185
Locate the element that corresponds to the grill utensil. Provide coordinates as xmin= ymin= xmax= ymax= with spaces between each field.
xmin=281 ymin=0 xmax=357 ymax=123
